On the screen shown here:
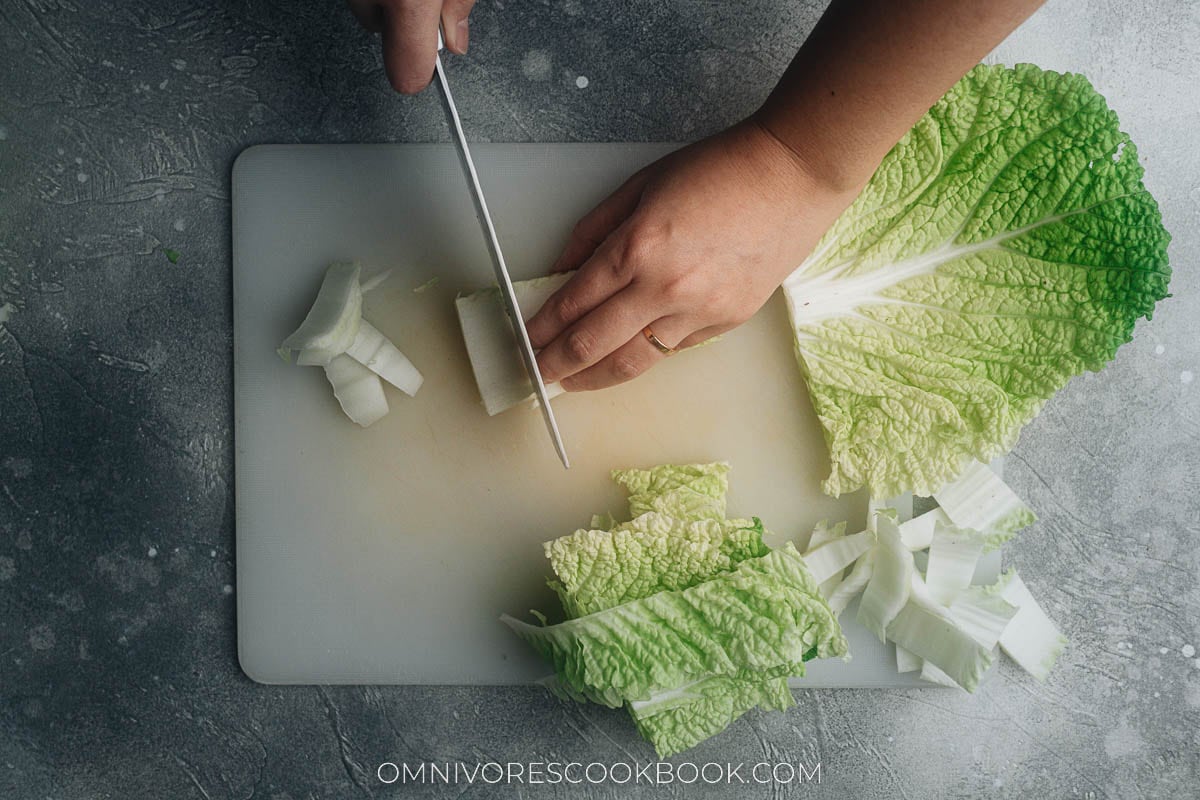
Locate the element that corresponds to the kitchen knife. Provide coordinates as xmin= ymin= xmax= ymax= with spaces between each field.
xmin=432 ymin=31 xmax=570 ymax=468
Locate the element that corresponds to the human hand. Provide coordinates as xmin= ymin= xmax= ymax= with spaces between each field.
xmin=525 ymin=120 xmax=864 ymax=392
xmin=347 ymin=0 xmax=475 ymax=93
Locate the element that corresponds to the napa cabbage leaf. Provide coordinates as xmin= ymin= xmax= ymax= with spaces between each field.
xmin=784 ymin=64 xmax=1171 ymax=498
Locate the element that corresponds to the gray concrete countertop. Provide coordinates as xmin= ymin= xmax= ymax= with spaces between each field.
xmin=1 ymin=1 xmax=1197 ymax=797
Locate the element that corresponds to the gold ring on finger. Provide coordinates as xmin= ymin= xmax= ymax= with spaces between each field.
xmin=642 ymin=326 xmax=677 ymax=356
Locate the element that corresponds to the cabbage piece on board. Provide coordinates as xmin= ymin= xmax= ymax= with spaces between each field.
xmin=456 ymin=273 xmax=571 ymax=415
xmin=322 ymin=354 xmax=388 ymax=427
xmin=857 ymin=513 xmax=912 ymax=641
xmin=520 ymin=464 xmax=849 ymax=756
xmin=542 ymin=510 xmax=812 ymax=757
xmin=783 ymin=63 xmax=1171 ymax=498
xmin=502 ymin=545 xmax=847 ymax=708
xmin=887 ymin=588 xmax=994 ymax=692
xmin=280 ymin=261 xmax=362 ymax=357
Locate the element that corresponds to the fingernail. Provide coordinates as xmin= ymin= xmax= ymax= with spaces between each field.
xmin=455 ymin=18 xmax=470 ymax=53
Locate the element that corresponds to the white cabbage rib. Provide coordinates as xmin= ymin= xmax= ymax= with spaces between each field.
xmin=818 ymin=465 xmax=1063 ymax=689
xmin=324 ymin=355 xmax=388 ymax=427
xmin=992 ymin=570 xmax=1068 ymax=681
xmin=282 ymin=262 xmax=422 ymax=426
xmin=933 ymin=460 xmax=1035 ymax=547
xmin=856 ymin=513 xmax=911 ymax=641
xmin=924 ymin=521 xmax=986 ymax=606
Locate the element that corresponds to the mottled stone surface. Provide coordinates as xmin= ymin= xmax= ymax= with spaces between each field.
xmin=1 ymin=1 xmax=1198 ymax=797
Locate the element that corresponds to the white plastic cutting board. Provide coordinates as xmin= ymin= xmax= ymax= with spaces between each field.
xmin=233 ymin=144 xmax=996 ymax=686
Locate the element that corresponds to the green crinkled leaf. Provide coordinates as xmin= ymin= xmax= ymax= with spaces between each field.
xmin=611 ymin=462 xmax=731 ymax=520
xmin=545 ymin=515 xmax=768 ymax=618
xmin=783 ymin=63 xmax=1171 ymax=498
xmin=503 ymin=544 xmax=847 ymax=708
xmin=515 ymin=463 xmax=849 ymax=755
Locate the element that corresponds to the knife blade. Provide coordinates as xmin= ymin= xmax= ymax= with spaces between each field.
xmin=432 ymin=33 xmax=570 ymax=468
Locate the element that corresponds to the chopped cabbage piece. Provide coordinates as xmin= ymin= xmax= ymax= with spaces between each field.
xmin=280 ymin=261 xmax=362 ymax=356
xmin=948 ymin=585 xmax=1019 ymax=650
xmin=806 ymin=520 xmax=850 ymax=597
xmin=916 ymin=582 xmax=1019 ymax=687
xmin=991 ymin=570 xmax=1068 ymax=681
xmin=887 ymin=580 xmax=993 ymax=692
xmin=828 ymin=549 xmax=874 ymax=615
xmin=456 ymin=273 xmax=571 ymax=415
xmin=323 ymin=354 xmax=388 ymax=427
xmin=344 ymin=320 xmax=423 ymax=396
xmin=857 ymin=512 xmax=911 ymax=641
xmin=282 ymin=262 xmax=422 ymax=425
xmin=933 ymin=460 xmax=1035 ymax=548
xmin=924 ymin=521 xmax=986 ymax=606
xmin=802 ymin=530 xmax=874 ymax=585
